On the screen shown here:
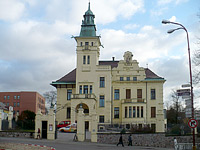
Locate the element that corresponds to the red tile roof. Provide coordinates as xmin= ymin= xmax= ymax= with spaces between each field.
xmin=52 ymin=61 xmax=164 ymax=85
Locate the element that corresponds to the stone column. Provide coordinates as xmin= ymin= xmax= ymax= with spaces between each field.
xmin=0 ymin=111 xmax=2 ymax=131
xmin=35 ymin=110 xmax=42 ymax=139
xmin=77 ymin=107 xmax=85 ymax=141
xmin=47 ymin=108 xmax=56 ymax=140
xmin=91 ymin=113 xmax=98 ymax=142
xmin=8 ymin=106 xmax=13 ymax=129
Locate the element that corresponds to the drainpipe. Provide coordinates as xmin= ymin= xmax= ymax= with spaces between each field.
xmin=146 ymin=82 xmax=148 ymax=125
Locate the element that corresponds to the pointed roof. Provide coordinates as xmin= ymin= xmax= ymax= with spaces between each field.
xmin=79 ymin=2 xmax=96 ymax=37
xmin=85 ymin=2 xmax=94 ymax=15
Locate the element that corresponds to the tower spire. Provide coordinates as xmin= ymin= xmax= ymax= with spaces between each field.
xmin=88 ymin=1 xmax=90 ymax=11
xmin=79 ymin=2 xmax=96 ymax=37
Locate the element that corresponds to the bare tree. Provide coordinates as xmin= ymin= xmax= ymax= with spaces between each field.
xmin=193 ymin=39 xmax=200 ymax=85
xmin=43 ymin=90 xmax=57 ymax=109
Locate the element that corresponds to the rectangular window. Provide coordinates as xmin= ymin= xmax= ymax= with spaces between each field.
xmin=91 ymin=42 xmax=93 ymax=46
xmin=7 ymin=102 xmax=9 ymax=106
xmin=151 ymin=107 xmax=156 ymax=118
xmin=83 ymin=85 xmax=88 ymax=94
xmin=87 ymin=55 xmax=90 ymax=64
xmin=14 ymin=96 xmax=17 ymax=99
xmin=127 ymin=77 xmax=130 ymax=81
xmin=151 ymin=89 xmax=156 ymax=100
xmin=17 ymin=102 xmax=20 ymax=107
xmin=114 ymin=107 xmax=119 ymax=118
xmin=67 ymin=89 xmax=72 ymax=100
xmin=133 ymin=106 xmax=136 ymax=118
xmin=126 ymin=89 xmax=131 ymax=99
xmin=90 ymin=85 xmax=92 ymax=94
xmin=83 ymin=55 xmax=86 ymax=64
xmin=79 ymin=85 xmax=82 ymax=94
xmin=125 ymin=107 xmax=127 ymax=118
xmin=99 ymin=95 xmax=105 ymax=107
xmin=120 ymin=77 xmax=124 ymax=81
xmin=100 ymin=77 xmax=105 ymax=87
xmin=17 ymin=96 xmax=20 ymax=99
xmin=4 ymin=96 xmax=6 ymax=100
xmin=137 ymin=89 xmax=142 ymax=99
xmin=13 ymin=102 xmax=16 ymax=107
xmin=129 ymin=106 xmax=132 ymax=118
xmin=7 ymin=96 xmax=10 ymax=99
xmin=66 ymin=107 xmax=71 ymax=119
xmin=99 ymin=115 xmax=104 ymax=123
xmin=141 ymin=106 xmax=143 ymax=118
xmin=114 ymin=89 xmax=119 ymax=100
xmin=85 ymin=42 xmax=89 ymax=49
xmin=133 ymin=77 xmax=137 ymax=81
xmin=137 ymin=106 xmax=140 ymax=117
xmin=80 ymin=42 xmax=82 ymax=46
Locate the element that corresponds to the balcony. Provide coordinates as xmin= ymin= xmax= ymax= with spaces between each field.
xmin=71 ymin=94 xmax=96 ymax=99
xmin=122 ymin=98 xmax=145 ymax=103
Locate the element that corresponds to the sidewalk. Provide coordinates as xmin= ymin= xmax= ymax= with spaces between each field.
xmin=0 ymin=142 xmax=55 ymax=150
xmin=0 ymin=136 xmax=174 ymax=150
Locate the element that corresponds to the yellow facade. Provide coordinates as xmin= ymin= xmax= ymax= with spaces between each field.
xmin=51 ymin=3 xmax=166 ymax=133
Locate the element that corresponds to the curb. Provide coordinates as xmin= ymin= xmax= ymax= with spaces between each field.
xmin=25 ymin=143 xmax=56 ymax=150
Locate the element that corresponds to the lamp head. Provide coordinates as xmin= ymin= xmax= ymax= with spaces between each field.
xmin=167 ymin=29 xmax=175 ymax=34
xmin=162 ymin=20 xmax=171 ymax=24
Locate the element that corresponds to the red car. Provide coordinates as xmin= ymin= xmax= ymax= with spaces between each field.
xmin=57 ymin=121 xmax=71 ymax=129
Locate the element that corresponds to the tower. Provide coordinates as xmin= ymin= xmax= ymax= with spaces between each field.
xmin=74 ymin=2 xmax=101 ymax=93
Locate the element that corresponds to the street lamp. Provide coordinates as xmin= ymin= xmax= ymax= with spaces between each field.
xmin=162 ymin=20 xmax=195 ymax=150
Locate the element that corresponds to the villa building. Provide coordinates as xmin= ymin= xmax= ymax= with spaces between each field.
xmin=51 ymin=3 xmax=166 ymax=132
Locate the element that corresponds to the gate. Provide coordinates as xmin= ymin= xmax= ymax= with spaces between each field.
xmin=2 ymin=120 xmax=9 ymax=130
xmin=42 ymin=121 xmax=47 ymax=139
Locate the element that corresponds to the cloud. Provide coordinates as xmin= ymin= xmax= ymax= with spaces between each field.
xmin=169 ymin=16 xmax=177 ymax=22
xmin=150 ymin=7 xmax=168 ymax=17
xmin=0 ymin=0 xmax=25 ymax=21
xmin=124 ymin=24 xmax=140 ymax=30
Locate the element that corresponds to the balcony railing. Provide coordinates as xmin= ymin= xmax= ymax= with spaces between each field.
xmin=122 ymin=98 xmax=145 ymax=103
xmin=71 ymin=94 xmax=96 ymax=99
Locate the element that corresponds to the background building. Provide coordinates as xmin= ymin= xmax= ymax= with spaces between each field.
xmin=0 ymin=91 xmax=45 ymax=117
xmin=51 ymin=3 xmax=166 ymax=132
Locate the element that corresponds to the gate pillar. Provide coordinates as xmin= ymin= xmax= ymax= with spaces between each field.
xmin=77 ymin=107 xmax=85 ymax=141
xmin=91 ymin=113 xmax=98 ymax=142
xmin=0 ymin=111 xmax=2 ymax=131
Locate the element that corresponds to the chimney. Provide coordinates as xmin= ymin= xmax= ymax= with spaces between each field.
xmin=112 ymin=57 xmax=115 ymax=61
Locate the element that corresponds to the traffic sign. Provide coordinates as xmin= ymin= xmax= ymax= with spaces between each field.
xmin=188 ymin=119 xmax=198 ymax=128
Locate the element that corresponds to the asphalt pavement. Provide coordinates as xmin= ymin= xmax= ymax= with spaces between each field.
xmin=0 ymin=132 xmax=174 ymax=150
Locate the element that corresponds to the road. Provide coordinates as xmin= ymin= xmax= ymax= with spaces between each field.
xmin=0 ymin=132 xmax=174 ymax=150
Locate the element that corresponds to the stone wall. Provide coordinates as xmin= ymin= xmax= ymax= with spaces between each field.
xmin=97 ymin=133 xmax=200 ymax=148
xmin=0 ymin=131 xmax=34 ymax=138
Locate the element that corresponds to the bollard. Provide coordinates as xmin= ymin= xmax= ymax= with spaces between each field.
xmin=193 ymin=146 xmax=196 ymax=150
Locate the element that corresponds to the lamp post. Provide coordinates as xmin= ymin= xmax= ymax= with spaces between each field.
xmin=162 ymin=20 xmax=195 ymax=150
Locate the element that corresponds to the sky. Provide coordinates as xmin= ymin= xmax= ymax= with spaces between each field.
xmin=0 ymin=0 xmax=199 ymax=108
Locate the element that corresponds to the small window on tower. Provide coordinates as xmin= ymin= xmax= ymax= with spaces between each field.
xmin=85 ymin=42 xmax=89 ymax=49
